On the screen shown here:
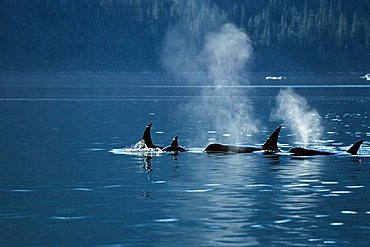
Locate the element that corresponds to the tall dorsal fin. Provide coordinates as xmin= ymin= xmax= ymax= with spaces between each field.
xmin=262 ymin=126 xmax=282 ymax=151
xmin=142 ymin=123 xmax=155 ymax=148
xmin=171 ymin=136 xmax=179 ymax=147
xmin=347 ymin=140 xmax=363 ymax=155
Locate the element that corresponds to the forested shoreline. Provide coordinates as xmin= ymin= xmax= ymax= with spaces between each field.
xmin=0 ymin=0 xmax=369 ymax=72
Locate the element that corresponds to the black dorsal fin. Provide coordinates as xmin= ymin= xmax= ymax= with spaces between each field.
xmin=347 ymin=140 xmax=363 ymax=155
xmin=262 ymin=126 xmax=282 ymax=151
xmin=171 ymin=136 xmax=179 ymax=147
xmin=142 ymin=123 xmax=155 ymax=148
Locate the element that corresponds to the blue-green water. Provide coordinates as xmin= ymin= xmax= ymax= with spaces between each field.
xmin=1 ymin=73 xmax=370 ymax=246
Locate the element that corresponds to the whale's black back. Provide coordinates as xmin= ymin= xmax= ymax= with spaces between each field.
xmin=162 ymin=136 xmax=186 ymax=152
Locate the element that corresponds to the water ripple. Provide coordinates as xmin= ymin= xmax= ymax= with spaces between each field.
xmin=330 ymin=222 xmax=344 ymax=226
xmin=0 ymin=213 xmax=32 ymax=219
xmin=185 ymin=189 xmax=213 ymax=193
xmin=72 ymin=188 xmax=94 ymax=191
xmin=274 ymin=219 xmax=292 ymax=224
xmin=50 ymin=216 xmax=91 ymax=220
xmin=101 ymin=185 xmax=123 ymax=189
xmin=10 ymin=189 xmax=33 ymax=193
xmin=321 ymin=181 xmax=338 ymax=185
xmin=154 ymin=218 xmax=179 ymax=223
xmin=331 ymin=191 xmax=351 ymax=194
xmin=345 ymin=185 xmax=364 ymax=189
xmin=341 ymin=210 xmax=357 ymax=214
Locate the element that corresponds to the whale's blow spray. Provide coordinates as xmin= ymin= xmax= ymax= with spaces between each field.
xmin=161 ymin=2 xmax=257 ymax=145
xmin=198 ymin=24 xmax=257 ymax=142
xmin=272 ymin=88 xmax=323 ymax=146
xmin=204 ymin=24 xmax=251 ymax=87
xmin=161 ymin=1 xmax=223 ymax=77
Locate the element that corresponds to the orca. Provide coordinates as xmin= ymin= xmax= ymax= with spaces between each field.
xmin=162 ymin=136 xmax=186 ymax=152
xmin=289 ymin=140 xmax=363 ymax=156
xmin=204 ymin=126 xmax=282 ymax=153
xmin=141 ymin=123 xmax=161 ymax=149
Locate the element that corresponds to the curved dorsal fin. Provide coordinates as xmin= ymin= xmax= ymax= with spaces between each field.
xmin=347 ymin=140 xmax=363 ymax=155
xmin=262 ymin=126 xmax=282 ymax=151
xmin=142 ymin=123 xmax=155 ymax=148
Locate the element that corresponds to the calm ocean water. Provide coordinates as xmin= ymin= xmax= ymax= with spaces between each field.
xmin=1 ymin=73 xmax=370 ymax=246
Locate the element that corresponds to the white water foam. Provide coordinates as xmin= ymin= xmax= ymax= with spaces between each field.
xmin=110 ymin=148 xmax=163 ymax=156
xmin=110 ymin=140 xmax=163 ymax=156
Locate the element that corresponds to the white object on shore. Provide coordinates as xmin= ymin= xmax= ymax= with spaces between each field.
xmin=361 ymin=73 xmax=370 ymax=81
xmin=265 ymin=76 xmax=285 ymax=80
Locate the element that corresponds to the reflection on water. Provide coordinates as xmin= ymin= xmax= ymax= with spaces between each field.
xmin=1 ymin=76 xmax=370 ymax=246
xmin=123 ymin=149 xmax=370 ymax=246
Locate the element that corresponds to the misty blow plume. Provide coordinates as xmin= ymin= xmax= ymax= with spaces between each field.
xmin=271 ymin=88 xmax=323 ymax=146
xmin=162 ymin=17 xmax=257 ymax=145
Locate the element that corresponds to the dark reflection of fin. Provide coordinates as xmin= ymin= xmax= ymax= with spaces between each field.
xmin=265 ymin=153 xmax=280 ymax=167
xmin=143 ymin=191 xmax=151 ymax=198
xmin=347 ymin=140 xmax=363 ymax=155
xmin=142 ymin=155 xmax=152 ymax=172
xmin=267 ymin=155 xmax=282 ymax=172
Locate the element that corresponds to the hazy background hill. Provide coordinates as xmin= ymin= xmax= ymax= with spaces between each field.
xmin=1 ymin=0 xmax=369 ymax=72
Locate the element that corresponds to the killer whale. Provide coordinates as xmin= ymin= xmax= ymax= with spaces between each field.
xmin=289 ymin=140 xmax=363 ymax=156
xmin=162 ymin=136 xmax=186 ymax=152
xmin=139 ymin=124 xmax=364 ymax=156
xmin=141 ymin=123 xmax=161 ymax=149
xmin=141 ymin=123 xmax=185 ymax=152
xmin=204 ymin=126 xmax=282 ymax=153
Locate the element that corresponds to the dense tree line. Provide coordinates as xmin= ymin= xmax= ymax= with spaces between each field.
xmin=235 ymin=0 xmax=370 ymax=71
xmin=0 ymin=0 xmax=369 ymax=72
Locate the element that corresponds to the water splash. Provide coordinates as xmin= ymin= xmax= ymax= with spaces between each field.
xmin=110 ymin=140 xmax=163 ymax=156
xmin=271 ymin=88 xmax=323 ymax=146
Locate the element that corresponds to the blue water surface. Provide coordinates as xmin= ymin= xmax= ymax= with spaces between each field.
xmin=1 ymin=73 xmax=370 ymax=246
